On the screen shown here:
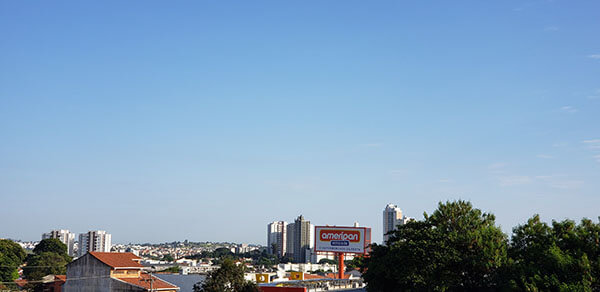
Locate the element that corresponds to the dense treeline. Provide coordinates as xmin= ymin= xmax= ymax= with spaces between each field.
xmin=0 ymin=239 xmax=26 ymax=289
xmin=360 ymin=200 xmax=600 ymax=292
xmin=0 ymin=238 xmax=71 ymax=290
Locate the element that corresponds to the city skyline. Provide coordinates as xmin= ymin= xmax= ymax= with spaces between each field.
xmin=1 ymin=1 xmax=600 ymax=244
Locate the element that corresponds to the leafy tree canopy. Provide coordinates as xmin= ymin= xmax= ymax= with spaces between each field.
xmin=318 ymin=258 xmax=337 ymax=265
xmin=0 ymin=239 xmax=26 ymax=282
xmin=505 ymin=215 xmax=600 ymax=291
xmin=361 ymin=201 xmax=600 ymax=291
xmin=193 ymin=258 xmax=258 ymax=292
xmin=362 ymin=200 xmax=508 ymax=291
xmin=162 ymin=254 xmax=174 ymax=262
xmin=23 ymin=252 xmax=70 ymax=281
xmin=32 ymin=238 xmax=67 ymax=255
xmin=24 ymin=238 xmax=72 ymax=281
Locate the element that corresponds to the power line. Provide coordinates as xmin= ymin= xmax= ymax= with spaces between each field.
xmin=0 ymin=272 xmax=169 ymax=285
xmin=0 ymin=265 xmax=68 ymax=268
xmin=0 ymin=274 xmax=112 ymax=284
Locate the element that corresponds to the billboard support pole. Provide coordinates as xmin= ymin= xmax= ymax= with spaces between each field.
xmin=337 ymin=252 xmax=344 ymax=279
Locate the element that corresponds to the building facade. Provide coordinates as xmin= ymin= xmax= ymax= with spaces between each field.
xmin=291 ymin=215 xmax=314 ymax=263
xmin=43 ymin=229 xmax=76 ymax=257
xmin=285 ymin=223 xmax=295 ymax=260
xmin=267 ymin=221 xmax=288 ymax=257
xmin=382 ymin=204 xmax=413 ymax=244
xmin=62 ymin=252 xmax=178 ymax=292
xmin=79 ymin=230 xmax=112 ymax=256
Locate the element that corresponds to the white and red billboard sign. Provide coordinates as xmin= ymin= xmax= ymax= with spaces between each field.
xmin=314 ymin=226 xmax=370 ymax=254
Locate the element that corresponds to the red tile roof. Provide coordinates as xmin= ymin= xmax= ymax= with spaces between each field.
xmin=116 ymin=273 xmax=179 ymax=290
xmin=55 ymin=275 xmax=66 ymax=283
xmin=89 ymin=252 xmax=143 ymax=268
xmin=300 ymin=273 xmax=350 ymax=280
xmin=14 ymin=279 xmax=27 ymax=288
xmin=303 ymin=273 xmax=327 ymax=280
xmin=55 ymin=275 xmax=66 ymax=281
xmin=325 ymin=273 xmax=351 ymax=279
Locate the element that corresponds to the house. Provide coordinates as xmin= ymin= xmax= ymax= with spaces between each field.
xmin=62 ymin=252 xmax=179 ymax=292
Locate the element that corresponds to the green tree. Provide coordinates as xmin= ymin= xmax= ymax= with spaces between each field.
xmin=32 ymin=238 xmax=67 ymax=256
xmin=193 ymin=258 xmax=258 ymax=292
xmin=0 ymin=239 xmax=26 ymax=282
xmin=23 ymin=252 xmax=70 ymax=281
xmin=505 ymin=215 xmax=599 ymax=291
xmin=162 ymin=254 xmax=175 ymax=262
xmin=345 ymin=256 xmax=364 ymax=272
xmin=158 ymin=266 xmax=182 ymax=273
xmin=361 ymin=200 xmax=508 ymax=291
xmin=23 ymin=239 xmax=72 ymax=281
xmin=318 ymin=258 xmax=337 ymax=265
xmin=213 ymin=247 xmax=234 ymax=258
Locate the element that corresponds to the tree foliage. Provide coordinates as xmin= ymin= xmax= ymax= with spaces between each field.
xmin=23 ymin=239 xmax=72 ymax=281
xmin=0 ymin=239 xmax=26 ymax=282
xmin=193 ymin=258 xmax=258 ymax=292
xmin=190 ymin=247 xmax=278 ymax=268
xmin=24 ymin=252 xmax=70 ymax=281
xmin=505 ymin=215 xmax=600 ymax=291
xmin=162 ymin=254 xmax=175 ymax=262
xmin=32 ymin=238 xmax=68 ymax=255
xmin=345 ymin=256 xmax=364 ymax=272
xmin=362 ymin=200 xmax=508 ymax=291
xmin=361 ymin=201 xmax=600 ymax=291
xmin=318 ymin=258 xmax=337 ymax=265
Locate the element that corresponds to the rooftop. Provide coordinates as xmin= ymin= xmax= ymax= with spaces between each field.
xmin=89 ymin=252 xmax=143 ymax=268
xmin=115 ymin=273 xmax=179 ymax=290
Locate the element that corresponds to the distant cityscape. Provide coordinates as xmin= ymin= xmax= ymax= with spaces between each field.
xmin=1 ymin=204 xmax=409 ymax=291
xmin=8 ymin=203 xmax=410 ymax=264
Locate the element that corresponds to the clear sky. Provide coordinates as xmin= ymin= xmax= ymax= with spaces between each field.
xmin=1 ymin=1 xmax=599 ymax=245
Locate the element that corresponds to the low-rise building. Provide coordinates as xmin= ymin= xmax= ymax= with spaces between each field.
xmin=62 ymin=252 xmax=179 ymax=292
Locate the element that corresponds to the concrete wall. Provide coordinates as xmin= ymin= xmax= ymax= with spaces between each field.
xmin=62 ymin=253 xmax=144 ymax=292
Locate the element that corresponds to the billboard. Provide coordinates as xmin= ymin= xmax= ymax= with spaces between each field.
xmin=314 ymin=226 xmax=371 ymax=254
xmin=255 ymin=274 xmax=270 ymax=283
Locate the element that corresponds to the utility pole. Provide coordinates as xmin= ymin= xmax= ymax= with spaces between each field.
xmin=142 ymin=266 xmax=156 ymax=292
xmin=337 ymin=252 xmax=344 ymax=279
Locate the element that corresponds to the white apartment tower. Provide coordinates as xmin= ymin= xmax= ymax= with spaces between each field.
xmin=267 ymin=221 xmax=288 ymax=257
xmin=78 ymin=230 xmax=111 ymax=256
xmin=383 ymin=204 xmax=412 ymax=244
xmin=42 ymin=229 xmax=76 ymax=257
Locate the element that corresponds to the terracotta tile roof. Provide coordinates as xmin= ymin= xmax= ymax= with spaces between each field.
xmin=116 ymin=273 xmax=179 ymax=290
xmin=14 ymin=279 xmax=27 ymax=288
xmin=89 ymin=252 xmax=143 ymax=268
xmin=325 ymin=273 xmax=351 ymax=279
xmin=55 ymin=275 xmax=66 ymax=283
xmin=303 ymin=273 xmax=327 ymax=280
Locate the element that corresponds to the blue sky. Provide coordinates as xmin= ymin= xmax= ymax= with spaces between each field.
xmin=1 ymin=0 xmax=599 ymax=245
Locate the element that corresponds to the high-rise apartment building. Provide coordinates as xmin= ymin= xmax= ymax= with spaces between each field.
xmin=78 ymin=230 xmax=112 ymax=256
xmin=267 ymin=221 xmax=288 ymax=257
xmin=42 ymin=229 xmax=76 ymax=257
xmin=382 ymin=204 xmax=413 ymax=244
xmin=285 ymin=223 xmax=295 ymax=260
xmin=291 ymin=215 xmax=314 ymax=263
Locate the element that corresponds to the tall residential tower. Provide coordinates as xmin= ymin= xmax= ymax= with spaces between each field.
xmin=42 ymin=229 xmax=76 ymax=257
xmin=267 ymin=221 xmax=288 ymax=257
xmin=382 ymin=204 xmax=412 ymax=244
xmin=78 ymin=230 xmax=112 ymax=256
xmin=291 ymin=215 xmax=314 ymax=263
